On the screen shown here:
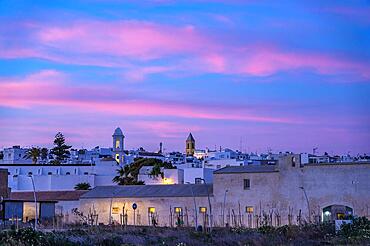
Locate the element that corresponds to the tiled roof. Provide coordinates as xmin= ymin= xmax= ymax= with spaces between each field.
xmin=9 ymin=190 xmax=88 ymax=202
xmin=81 ymin=184 xmax=213 ymax=199
xmin=214 ymin=165 xmax=278 ymax=174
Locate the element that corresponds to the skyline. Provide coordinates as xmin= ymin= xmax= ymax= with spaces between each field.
xmin=1 ymin=1 xmax=370 ymax=154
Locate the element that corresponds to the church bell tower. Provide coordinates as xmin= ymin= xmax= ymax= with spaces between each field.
xmin=112 ymin=127 xmax=125 ymax=164
xmin=186 ymin=133 xmax=195 ymax=156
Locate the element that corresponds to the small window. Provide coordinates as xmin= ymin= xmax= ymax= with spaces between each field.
xmin=48 ymin=172 xmax=52 ymax=175
xmin=195 ymin=178 xmax=202 ymax=184
xmin=199 ymin=207 xmax=207 ymax=213
xmin=244 ymin=179 xmax=250 ymax=190
xmin=66 ymin=172 xmax=70 ymax=175
xmin=246 ymin=206 xmax=254 ymax=213
xmin=28 ymin=172 xmax=32 ymax=176
xmin=84 ymin=172 xmax=88 ymax=175
xmin=292 ymin=157 xmax=296 ymax=167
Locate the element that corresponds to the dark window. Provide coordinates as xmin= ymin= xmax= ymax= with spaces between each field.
xmin=244 ymin=179 xmax=250 ymax=190
xmin=66 ymin=172 xmax=70 ymax=175
xmin=195 ymin=178 xmax=202 ymax=184
xmin=84 ymin=172 xmax=88 ymax=175
xmin=292 ymin=157 xmax=296 ymax=167
xmin=28 ymin=172 xmax=32 ymax=176
xmin=48 ymin=172 xmax=52 ymax=175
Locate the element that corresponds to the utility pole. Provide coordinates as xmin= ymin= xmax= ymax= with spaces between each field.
xmin=201 ymin=178 xmax=212 ymax=232
xmin=29 ymin=174 xmax=38 ymax=230
xmin=186 ymin=182 xmax=198 ymax=230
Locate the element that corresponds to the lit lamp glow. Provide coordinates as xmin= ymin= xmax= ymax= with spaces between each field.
xmin=175 ymin=207 xmax=182 ymax=213
xmin=199 ymin=207 xmax=207 ymax=213
xmin=163 ymin=178 xmax=174 ymax=184
xmin=148 ymin=207 xmax=156 ymax=214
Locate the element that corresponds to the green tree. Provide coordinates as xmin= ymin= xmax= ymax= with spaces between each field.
xmin=74 ymin=182 xmax=91 ymax=190
xmin=50 ymin=132 xmax=71 ymax=165
xmin=40 ymin=148 xmax=48 ymax=161
xmin=25 ymin=147 xmax=41 ymax=164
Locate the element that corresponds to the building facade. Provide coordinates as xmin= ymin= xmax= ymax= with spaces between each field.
xmin=79 ymin=155 xmax=370 ymax=227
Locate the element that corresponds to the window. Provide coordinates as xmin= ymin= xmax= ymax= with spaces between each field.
xmin=216 ymin=165 xmax=221 ymax=168
xmin=174 ymin=207 xmax=182 ymax=214
xmin=84 ymin=172 xmax=88 ymax=175
xmin=246 ymin=206 xmax=254 ymax=213
xmin=199 ymin=207 xmax=207 ymax=213
xmin=115 ymin=140 xmax=120 ymax=149
xmin=292 ymin=157 xmax=296 ymax=167
xmin=244 ymin=179 xmax=250 ymax=190
xmin=66 ymin=172 xmax=70 ymax=175
xmin=28 ymin=172 xmax=32 ymax=176
xmin=195 ymin=178 xmax=202 ymax=184
xmin=48 ymin=172 xmax=52 ymax=175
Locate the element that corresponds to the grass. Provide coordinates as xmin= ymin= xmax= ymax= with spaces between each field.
xmin=0 ymin=217 xmax=369 ymax=246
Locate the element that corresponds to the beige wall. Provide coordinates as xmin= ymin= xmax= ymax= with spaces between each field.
xmin=80 ymin=196 xmax=211 ymax=227
xmin=213 ymin=156 xmax=370 ymax=226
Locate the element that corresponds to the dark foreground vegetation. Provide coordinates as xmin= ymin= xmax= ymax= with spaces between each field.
xmin=1 ymin=217 xmax=369 ymax=246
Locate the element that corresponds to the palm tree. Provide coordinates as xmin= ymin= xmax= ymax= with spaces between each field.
xmin=74 ymin=182 xmax=91 ymax=190
xmin=25 ymin=147 xmax=41 ymax=164
xmin=113 ymin=165 xmax=145 ymax=185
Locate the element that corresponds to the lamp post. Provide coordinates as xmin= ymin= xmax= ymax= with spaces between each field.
xmin=222 ymin=189 xmax=228 ymax=227
xmin=200 ymin=178 xmax=212 ymax=232
xmin=28 ymin=174 xmax=38 ymax=230
xmin=186 ymin=182 xmax=198 ymax=230
xmin=299 ymin=186 xmax=311 ymax=222
xmin=109 ymin=187 xmax=119 ymax=225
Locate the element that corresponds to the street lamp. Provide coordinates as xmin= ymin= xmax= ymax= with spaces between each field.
xmin=28 ymin=174 xmax=38 ymax=230
xmin=200 ymin=178 xmax=212 ymax=232
xmin=299 ymin=186 xmax=311 ymax=222
xmin=186 ymin=182 xmax=198 ymax=230
xmin=109 ymin=186 xmax=120 ymax=225
xmin=222 ymin=189 xmax=229 ymax=226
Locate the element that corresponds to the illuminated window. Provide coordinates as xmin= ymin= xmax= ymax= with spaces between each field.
xmin=199 ymin=207 xmax=207 ymax=213
xmin=116 ymin=154 xmax=120 ymax=163
xmin=115 ymin=140 xmax=120 ymax=148
xmin=175 ymin=207 xmax=182 ymax=214
xmin=112 ymin=207 xmax=119 ymax=214
xmin=148 ymin=207 xmax=156 ymax=214
xmin=246 ymin=206 xmax=254 ymax=213
xmin=244 ymin=179 xmax=250 ymax=190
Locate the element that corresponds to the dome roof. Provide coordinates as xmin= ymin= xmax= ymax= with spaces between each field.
xmin=113 ymin=127 xmax=124 ymax=136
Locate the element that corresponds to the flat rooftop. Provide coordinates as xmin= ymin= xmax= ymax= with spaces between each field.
xmin=214 ymin=165 xmax=278 ymax=174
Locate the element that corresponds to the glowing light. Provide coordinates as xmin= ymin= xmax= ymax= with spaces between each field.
xmin=199 ymin=207 xmax=207 ymax=213
xmin=115 ymin=140 xmax=120 ymax=148
xmin=246 ymin=206 xmax=254 ymax=213
xmin=163 ymin=178 xmax=174 ymax=184
xmin=175 ymin=207 xmax=182 ymax=213
xmin=148 ymin=207 xmax=156 ymax=214
xmin=324 ymin=211 xmax=331 ymax=216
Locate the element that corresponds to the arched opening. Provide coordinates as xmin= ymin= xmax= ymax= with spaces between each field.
xmin=322 ymin=205 xmax=353 ymax=222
